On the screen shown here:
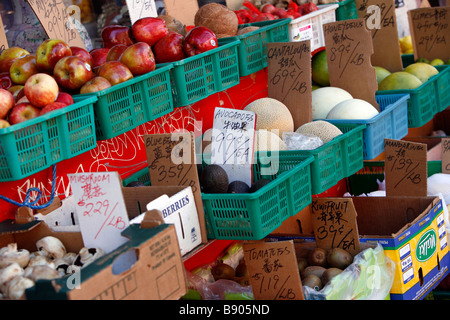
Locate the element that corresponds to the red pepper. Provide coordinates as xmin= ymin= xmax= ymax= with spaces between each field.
xmin=242 ymin=0 xmax=261 ymax=15
xmin=288 ymin=1 xmax=298 ymax=12
xmin=0 ymin=72 xmax=12 ymax=90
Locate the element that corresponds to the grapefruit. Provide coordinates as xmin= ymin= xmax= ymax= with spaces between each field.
xmin=312 ymin=50 xmax=329 ymax=87
xmin=404 ymin=62 xmax=438 ymax=83
xmin=374 ymin=66 xmax=391 ymax=85
xmin=378 ymin=71 xmax=423 ymax=90
xmin=399 ymin=35 xmax=413 ymax=54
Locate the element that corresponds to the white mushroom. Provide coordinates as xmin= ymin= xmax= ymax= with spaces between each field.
xmin=27 ymin=254 xmax=55 ymax=268
xmin=4 ymin=276 xmax=34 ymax=300
xmin=24 ymin=265 xmax=61 ymax=282
xmin=0 ymin=243 xmax=17 ymax=255
xmin=0 ymin=244 xmax=30 ymax=268
xmin=36 ymin=236 xmax=66 ymax=260
xmin=63 ymin=252 xmax=77 ymax=265
xmin=0 ymin=263 xmax=24 ymax=286
xmin=74 ymin=247 xmax=105 ymax=267
xmin=66 ymin=264 xmax=81 ymax=275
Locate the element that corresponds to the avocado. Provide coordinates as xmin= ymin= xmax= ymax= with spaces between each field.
xmin=249 ymin=178 xmax=271 ymax=193
xmin=321 ymin=267 xmax=343 ymax=285
xmin=200 ymin=164 xmax=229 ymax=193
xmin=227 ymin=180 xmax=250 ymax=194
xmin=307 ymin=247 xmax=328 ymax=267
xmin=326 ymin=247 xmax=353 ymax=269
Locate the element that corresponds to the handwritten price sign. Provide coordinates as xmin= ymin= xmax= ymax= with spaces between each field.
xmin=243 ymin=240 xmax=304 ymax=300
xmin=125 ymin=0 xmax=157 ymax=25
xmin=69 ymin=172 xmax=130 ymax=253
xmin=385 ymin=139 xmax=427 ymax=197
xmin=408 ymin=7 xmax=450 ymax=61
xmin=311 ymin=198 xmax=360 ymax=256
xmin=0 ymin=14 xmax=8 ymax=55
xmin=28 ymin=0 xmax=85 ymax=48
xmin=442 ymin=137 xmax=450 ymax=174
xmin=323 ymin=19 xmax=379 ymax=109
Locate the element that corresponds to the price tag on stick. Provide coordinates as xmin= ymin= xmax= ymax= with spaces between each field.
xmin=267 ymin=41 xmax=312 ymax=128
xmin=243 ymin=240 xmax=304 ymax=300
xmin=125 ymin=0 xmax=158 ymax=25
xmin=385 ymin=139 xmax=427 ymax=197
xmin=27 ymin=0 xmax=85 ymax=48
xmin=441 ymin=137 xmax=450 ymax=174
xmin=356 ymin=0 xmax=403 ymax=72
xmin=408 ymin=7 xmax=450 ymax=62
xmin=311 ymin=197 xmax=360 ymax=256
xmin=323 ymin=19 xmax=379 ymax=110
xmin=0 ymin=14 xmax=8 ymax=54
xmin=68 ymin=172 xmax=130 ymax=253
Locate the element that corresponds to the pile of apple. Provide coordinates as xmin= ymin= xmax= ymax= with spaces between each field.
xmin=0 ymin=16 xmax=219 ymax=129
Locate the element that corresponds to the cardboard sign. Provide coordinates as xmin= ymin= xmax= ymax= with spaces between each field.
xmin=210 ymin=107 xmax=256 ymax=186
xmin=0 ymin=14 xmax=8 ymax=54
xmin=27 ymin=0 xmax=85 ymax=48
xmin=385 ymin=139 xmax=427 ymax=197
xmin=267 ymin=41 xmax=312 ymax=128
xmin=68 ymin=172 xmax=130 ymax=253
xmin=408 ymin=7 xmax=450 ymax=62
xmin=323 ymin=19 xmax=379 ymax=110
xmin=144 ymin=132 xmax=207 ymax=243
xmin=243 ymin=240 xmax=304 ymax=300
xmin=311 ymin=197 xmax=360 ymax=256
xmin=125 ymin=0 xmax=158 ymax=25
xmin=441 ymin=137 xmax=450 ymax=174
xmin=356 ymin=0 xmax=403 ymax=72
xmin=163 ymin=0 xmax=198 ymax=26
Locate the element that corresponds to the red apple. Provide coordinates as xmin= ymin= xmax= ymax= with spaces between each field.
xmin=24 ymin=73 xmax=59 ymax=108
xmin=183 ymin=26 xmax=218 ymax=57
xmin=101 ymin=25 xmax=135 ymax=49
xmin=153 ymin=32 xmax=186 ymax=63
xmin=9 ymin=102 xmax=40 ymax=125
xmin=0 ymin=119 xmax=10 ymax=129
xmin=106 ymin=44 xmax=128 ymax=62
xmin=118 ymin=42 xmax=155 ymax=76
xmin=55 ymin=92 xmax=74 ymax=105
xmin=16 ymin=95 xmax=30 ymax=104
xmin=53 ymin=56 xmax=94 ymax=91
xmin=97 ymin=61 xmax=133 ymax=86
xmin=40 ymin=102 xmax=67 ymax=115
xmin=35 ymin=39 xmax=72 ymax=73
xmin=0 ymin=72 xmax=13 ymax=89
xmin=9 ymin=55 xmax=38 ymax=85
xmin=80 ymin=76 xmax=111 ymax=94
xmin=89 ymin=48 xmax=110 ymax=68
xmin=70 ymin=46 xmax=93 ymax=67
xmin=0 ymin=47 xmax=30 ymax=73
xmin=7 ymin=85 xmax=24 ymax=101
xmin=0 ymin=88 xmax=15 ymax=119
xmin=132 ymin=17 xmax=169 ymax=47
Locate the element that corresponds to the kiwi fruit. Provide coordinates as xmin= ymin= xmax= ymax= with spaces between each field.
xmin=302 ymin=274 xmax=323 ymax=290
xmin=321 ymin=267 xmax=343 ymax=285
xmin=297 ymin=257 xmax=308 ymax=274
xmin=307 ymin=247 xmax=328 ymax=267
xmin=327 ymin=247 xmax=353 ymax=269
xmin=211 ymin=263 xmax=236 ymax=281
xmin=301 ymin=265 xmax=326 ymax=280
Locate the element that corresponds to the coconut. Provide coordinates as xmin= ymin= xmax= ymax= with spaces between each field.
xmin=157 ymin=14 xmax=187 ymax=36
xmin=237 ymin=26 xmax=260 ymax=35
xmin=194 ymin=3 xmax=239 ymax=36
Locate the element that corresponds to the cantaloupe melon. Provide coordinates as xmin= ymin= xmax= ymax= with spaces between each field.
xmin=326 ymin=99 xmax=379 ymax=120
xmin=295 ymin=120 xmax=343 ymax=144
xmin=244 ymin=98 xmax=294 ymax=138
xmin=312 ymin=87 xmax=353 ymax=120
xmin=254 ymin=130 xmax=287 ymax=151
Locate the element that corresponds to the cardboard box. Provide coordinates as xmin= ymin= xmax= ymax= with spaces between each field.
xmin=0 ymin=194 xmax=188 ymax=300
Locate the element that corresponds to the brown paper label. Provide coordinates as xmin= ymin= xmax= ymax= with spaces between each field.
xmin=311 ymin=198 xmax=360 ymax=256
xmin=323 ymin=19 xmax=379 ymax=110
xmin=441 ymin=137 xmax=450 ymax=174
xmin=408 ymin=7 xmax=450 ymax=62
xmin=385 ymin=139 xmax=427 ymax=196
xmin=27 ymin=0 xmax=85 ymax=48
xmin=243 ymin=240 xmax=304 ymax=300
xmin=144 ymin=132 xmax=207 ymax=243
xmin=0 ymin=14 xmax=8 ymax=54
xmin=356 ymin=0 xmax=403 ymax=72
xmin=267 ymin=41 xmax=312 ymax=129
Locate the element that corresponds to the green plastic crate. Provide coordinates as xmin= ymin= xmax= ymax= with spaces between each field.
xmin=219 ymin=18 xmax=291 ymax=77
xmin=201 ymin=154 xmax=313 ymax=240
xmin=75 ymin=64 xmax=174 ymax=140
xmin=169 ymin=41 xmax=240 ymax=107
xmin=0 ymin=95 xmax=97 ymax=181
xmin=331 ymin=0 xmax=357 ymax=20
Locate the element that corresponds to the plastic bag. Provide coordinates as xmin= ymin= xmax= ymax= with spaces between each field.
xmin=303 ymin=244 xmax=395 ymax=300
xmin=282 ymin=132 xmax=324 ymax=150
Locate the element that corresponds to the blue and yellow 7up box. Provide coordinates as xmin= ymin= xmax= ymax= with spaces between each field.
xmin=356 ymin=196 xmax=449 ymax=300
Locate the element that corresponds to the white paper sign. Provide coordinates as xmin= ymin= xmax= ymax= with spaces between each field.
xmin=210 ymin=107 xmax=256 ymax=186
xmin=35 ymin=196 xmax=80 ymax=232
xmin=68 ymin=172 xmax=130 ymax=253
xmin=125 ymin=0 xmax=158 ymax=24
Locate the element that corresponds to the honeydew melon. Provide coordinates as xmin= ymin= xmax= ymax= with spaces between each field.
xmin=312 ymin=87 xmax=353 ymax=120
xmin=326 ymin=99 xmax=379 ymax=120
